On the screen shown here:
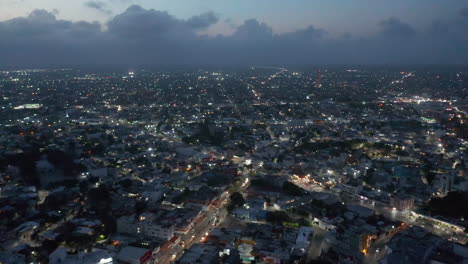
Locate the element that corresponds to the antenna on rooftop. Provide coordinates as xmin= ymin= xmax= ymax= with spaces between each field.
xmin=315 ymin=70 xmax=322 ymax=88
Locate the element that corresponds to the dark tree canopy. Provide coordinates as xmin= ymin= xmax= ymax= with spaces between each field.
xmin=230 ymin=192 xmax=245 ymax=207
xmin=282 ymin=181 xmax=304 ymax=196
xmin=428 ymin=191 xmax=468 ymax=219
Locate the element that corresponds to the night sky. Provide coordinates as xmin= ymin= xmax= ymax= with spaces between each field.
xmin=1 ymin=0 xmax=467 ymax=66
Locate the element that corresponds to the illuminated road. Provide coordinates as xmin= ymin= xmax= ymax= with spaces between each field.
xmin=156 ymin=206 xmax=227 ymax=264
xmin=158 ymin=172 xmax=251 ymax=263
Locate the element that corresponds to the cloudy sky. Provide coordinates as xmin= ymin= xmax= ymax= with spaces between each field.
xmin=0 ymin=0 xmax=467 ymax=66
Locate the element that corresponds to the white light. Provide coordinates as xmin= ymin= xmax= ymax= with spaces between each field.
xmin=98 ymin=258 xmax=113 ymax=264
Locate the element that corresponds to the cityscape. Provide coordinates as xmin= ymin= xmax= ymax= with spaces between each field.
xmin=1 ymin=1 xmax=468 ymax=264
xmin=0 ymin=67 xmax=466 ymax=264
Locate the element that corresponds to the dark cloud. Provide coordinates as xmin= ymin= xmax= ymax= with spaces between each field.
xmin=379 ymin=18 xmax=415 ymax=38
xmin=232 ymin=19 xmax=273 ymax=41
xmin=107 ymin=5 xmax=182 ymax=38
xmin=186 ymin=11 xmax=218 ymax=29
xmin=0 ymin=5 xmax=467 ymax=66
xmin=460 ymin=7 xmax=468 ymax=18
xmin=85 ymin=1 xmax=112 ymax=15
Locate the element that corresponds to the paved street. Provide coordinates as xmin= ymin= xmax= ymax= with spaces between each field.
xmin=305 ymin=226 xmax=330 ymax=262
xmin=155 ymin=188 xmax=233 ymax=264
xmin=157 ymin=205 xmax=227 ymax=264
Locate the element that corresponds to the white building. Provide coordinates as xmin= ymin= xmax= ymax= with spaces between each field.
xmin=50 ymin=247 xmax=112 ymax=264
xmin=140 ymin=220 xmax=174 ymax=241
xmin=117 ymin=214 xmax=175 ymax=241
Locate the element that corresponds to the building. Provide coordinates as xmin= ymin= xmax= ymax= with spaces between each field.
xmin=337 ymin=183 xmax=362 ymax=199
xmin=389 ymin=195 xmax=414 ymax=211
xmin=117 ymin=215 xmax=138 ymax=235
xmin=435 ymin=173 xmax=455 ymax=195
xmin=178 ymin=244 xmax=219 ymax=264
xmin=393 ymin=163 xmax=420 ymax=179
xmin=295 ymin=226 xmax=314 ymax=250
xmin=117 ymin=214 xmax=175 ymax=241
xmin=140 ymin=220 xmax=174 ymax=241
xmin=49 ymin=248 xmax=113 ymax=264
xmin=116 ymin=246 xmax=151 ymax=264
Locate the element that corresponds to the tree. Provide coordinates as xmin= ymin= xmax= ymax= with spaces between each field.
xmin=229 ymin=192 xmax=245 ymax=207
xmin=227 ymin=192 xmax=245 ymax=213
xmin=428 ymin=191 xmax=468 ymax=219
xmin=46 ymin=149 xmax=77 ymax=177
xmin=363 ymin=168 xmax=375 ymax=184
xmin=173 ymin=188 xmax=191 ymax=204
xmin=88 ymin=185 xmax=111 ymax=203
xmin=119 ymin=179 xmax=133 ymax=189
xmin=266 ymin=211 xmax=291 ymax=224
xmin=282 ymin=181 xmax=304 ymax=196
xmin=135 ymin=200 xmax=147 ymax=216
xmin=42 ymin=240 xmax=59 ymax=254
xmin=11 ymin=152 xmax=40 ymax=186
xmin=87 ymin=185 xmax=112 ymax=214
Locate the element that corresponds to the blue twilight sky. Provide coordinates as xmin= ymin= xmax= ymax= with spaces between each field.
xmin=1 ymin=0 xmax=468 ymax=66
xmin=0 ymin=0 xmax=465 ymax=36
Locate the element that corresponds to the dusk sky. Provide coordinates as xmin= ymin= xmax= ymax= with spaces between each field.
xmin=1 ymin=0 xmax=467 ymax=66
xmin=1 ymin=0 xmax=465 ymax=36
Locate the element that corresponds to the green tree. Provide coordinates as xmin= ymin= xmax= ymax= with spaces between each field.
xmin=135 ymin=200 xmax=147 ymax=215
xmin=266 ymin=211 xmax=291 ymax=224
xmin=282 ymin=181 xmax=304 ymax=196
xmin=229 ymin=192 xmax=245 ymax=207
